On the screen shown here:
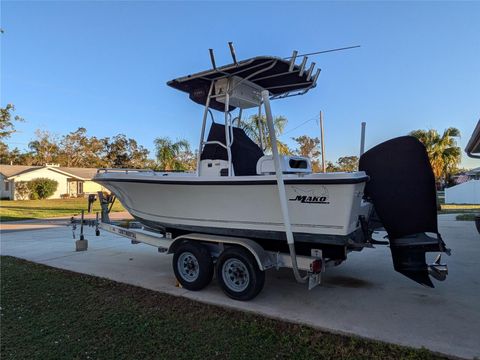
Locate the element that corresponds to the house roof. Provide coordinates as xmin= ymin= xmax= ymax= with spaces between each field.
xmin=0 ymin=165 xmax=99 ymax=180
xmin=0 ymin=165 xmax=42 ymax=178
xmin=55 ymin=167 xmax=98 ymax=180
xmin=465 ymin=119 xmax=480 ymax=158
xmin=466 ymin=167 xmax=480 ymax=176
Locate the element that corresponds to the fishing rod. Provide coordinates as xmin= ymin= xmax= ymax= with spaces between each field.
xmin=284 ymin=45 xmax=361 ymax=59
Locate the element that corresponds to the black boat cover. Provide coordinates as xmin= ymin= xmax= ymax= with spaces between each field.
xmin=200 ymin=122 xmax=264 ymax=176
xmin=167 ymin=56 xmax=318 ymax=111
xmin=359 ymin=136 xmax=448 ymax=287
xmin=359 ymin=136 xmax=438 ymax=239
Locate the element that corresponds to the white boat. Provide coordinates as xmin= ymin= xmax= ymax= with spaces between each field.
xmin=95 ymin=170 xmax=369 ymax=252
xmin=94 ymin=46 xmax=449 ymax=296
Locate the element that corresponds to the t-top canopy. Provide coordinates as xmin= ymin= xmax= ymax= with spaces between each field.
xmin=167 ymin=56 xmax=320 ymax=111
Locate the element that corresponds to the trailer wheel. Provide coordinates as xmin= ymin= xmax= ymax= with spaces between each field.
xmin=173 ymin=241 xmax=214 ymax=291
xmin=216 ymin=247 xmax=265 ymax=301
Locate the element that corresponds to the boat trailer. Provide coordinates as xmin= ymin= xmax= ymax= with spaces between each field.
xmin=70 ymin=191 xmax=327 ymax=300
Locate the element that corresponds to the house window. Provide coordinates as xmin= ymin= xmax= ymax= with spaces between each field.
xmin=4 ymin=181 xmax=9 ymax=191
xmin=78 ymin=181 xmax=83 ymax=194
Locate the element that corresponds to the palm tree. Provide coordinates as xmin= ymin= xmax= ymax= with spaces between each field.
xmin=240 ymin=115 xmax=291 ymax=155
xmin=409 ymin=127 xmax=461 ymax=185
xmin=154 ymin=137 xmax=191 ymax=171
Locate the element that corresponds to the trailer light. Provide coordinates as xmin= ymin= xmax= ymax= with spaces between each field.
xmin=310 ymin=259 xmax=322 ymax=273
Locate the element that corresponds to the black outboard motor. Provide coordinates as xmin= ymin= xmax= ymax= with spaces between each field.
xmin=359 ymin=136 xmax=450 ymax=287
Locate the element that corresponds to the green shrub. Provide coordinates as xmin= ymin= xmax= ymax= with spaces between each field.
xmin=456 ymin=213 xmax=476 ymax=221
xmin=27 ymin=178 xmax=58 ymax=199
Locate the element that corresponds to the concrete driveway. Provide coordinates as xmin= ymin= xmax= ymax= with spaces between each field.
xmin=1 ymin=214 xmax=479 ymax=359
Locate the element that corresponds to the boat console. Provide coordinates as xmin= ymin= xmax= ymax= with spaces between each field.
xmin=256 ymin=155 xmax=312 ymax=175
xmin=199 ymin=155 xmax=312 ymax=177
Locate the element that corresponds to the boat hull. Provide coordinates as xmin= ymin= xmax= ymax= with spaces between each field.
xmin=95 ymin=173 xmax=370 ymax=253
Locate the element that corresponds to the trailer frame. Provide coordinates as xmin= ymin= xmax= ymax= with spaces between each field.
xmin=71 ymin=206 xmax=326 ymax=299
xmin=96 ymin=220 xmax=325 ymax=288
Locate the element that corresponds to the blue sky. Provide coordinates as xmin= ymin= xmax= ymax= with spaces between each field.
xmin=1 ymin=1 xmax=479 ymax=168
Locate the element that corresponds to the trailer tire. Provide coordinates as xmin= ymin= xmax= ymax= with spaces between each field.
xmin=217 ymin=246 xmax=265 ymax=301
xmin=173 ymin=241 xmax=214 ymax=291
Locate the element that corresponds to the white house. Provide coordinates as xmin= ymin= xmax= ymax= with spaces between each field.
xmin=445 ymin=180 xmax=480 ymax=204
xmin=445 ymin=120 xmax=480 ymax=204
xmin=0 ymin=164 xmax=107 ymax=200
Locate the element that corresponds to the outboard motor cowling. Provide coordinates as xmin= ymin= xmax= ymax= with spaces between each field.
xmin=359 ymin=136 xmax=450 ymax=287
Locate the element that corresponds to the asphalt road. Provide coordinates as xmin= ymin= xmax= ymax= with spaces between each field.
xmin=1 ymin=214 xmax=479 ymax=359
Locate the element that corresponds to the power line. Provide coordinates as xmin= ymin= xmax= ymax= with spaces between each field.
xmin=282 ymin=115 xmax=318 ymax=136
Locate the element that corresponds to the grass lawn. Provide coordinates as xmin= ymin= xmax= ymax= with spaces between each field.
xmin=439 ymin=204 xmax=480 ymax=214
xmin=436 ymin=191 xmax=480 ymax=214
xmin=0 ymin=198 xmax=125 ymax=222
xmin=0 ymin=256 xmax=446 ymax=360
xmin=456 ymin=213 xmax=477 ymax=221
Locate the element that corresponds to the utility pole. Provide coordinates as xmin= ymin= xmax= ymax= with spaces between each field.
xmin=319 ymin=111 xmax=326 ymax=173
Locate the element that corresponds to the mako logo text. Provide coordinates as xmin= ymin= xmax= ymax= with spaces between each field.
xmin=288 ymin=186 xmax=330 ymax=204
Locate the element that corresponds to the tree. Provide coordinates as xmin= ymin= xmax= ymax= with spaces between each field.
xmin=0 ymin=142 xmax=10 ymax=164
xmin=325 ymin=156 xmax=359 ymax=172
xmin=176 ymin=149 xmax=197 ymax=171
xmin=292 ymin=135 xmax=321 ymax=172
xmin=326 ymin=161 xmax=339 ymax=172
xmin=0 ymin=104 xmax=24 ymax=140
xmin=1 ymin=104 xmax=24 ymax=164
xmin=240 ymin=115 xmax=291 ymax=155
xmin=336 ymin=156 xmax=359 ymax=172
xmin=28 ymin=130 xmax=61 ymax=165
xmin=0 ymin=146 xmax=31 ymax=165
xmin=409 ymin=128 xmax=461 ymax=184
xmin=60 ymin=127 xmax=107 ymax=167
xmin=154 ymin=137 xmax=192 ymax=171
xmin=104 ymin=134 xmax=150 ymax=168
